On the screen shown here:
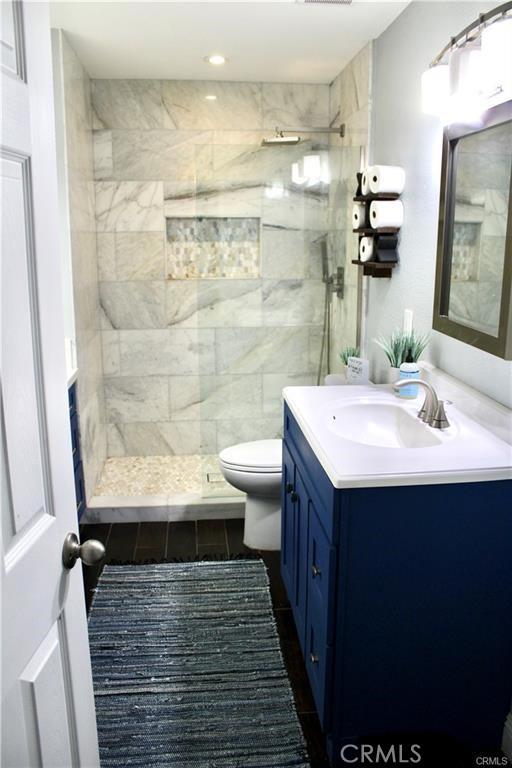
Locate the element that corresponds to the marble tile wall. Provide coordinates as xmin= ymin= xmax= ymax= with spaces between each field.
xmin=328 ymin=44 xmax=373 ymax=370
xmin=55 ymin=32 xmax=107 ymax=496
xmin=92 ymin=78 xmax=331 ymax=456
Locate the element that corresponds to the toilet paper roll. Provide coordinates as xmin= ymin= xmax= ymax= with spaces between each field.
xmin=352 ymin=203 xmax=367 ymax=230
xmin=369 ymin=165 xmax=406 ymax=195
xmin=359 ymin=236 xmax=374 ymax=262
xmin=361 ymin=167 xmax=372 ymax=196
xmin=370 ymin=200 xmax=404 ymax=229
xmin=355 ymin=172 xmax=363 ymax=197
xmin=377 ymin=234 xmax=399 ymax=250
xmin=376 ymin=248 xmax=398 ymax=263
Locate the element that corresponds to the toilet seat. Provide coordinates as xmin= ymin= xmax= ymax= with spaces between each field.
xmin=219 ymin=439 xmax=282 ymax=474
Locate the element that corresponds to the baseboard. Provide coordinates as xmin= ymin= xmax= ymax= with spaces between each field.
xmin=502 ymin=712 xmax=512 ymax=760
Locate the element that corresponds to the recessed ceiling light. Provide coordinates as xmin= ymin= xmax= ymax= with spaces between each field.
xmin=205 ymin=54 xmax=226 ymax=66
xmin=205 ymin=94 xmax=217 ymax=101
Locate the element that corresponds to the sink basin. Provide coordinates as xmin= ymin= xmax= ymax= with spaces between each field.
xmin=328 ymin=401 xmax=442 ymax=449
xmin=282 ymin=384 xmax=512 ymax=488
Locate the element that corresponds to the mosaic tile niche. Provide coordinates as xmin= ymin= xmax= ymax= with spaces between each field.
xmin=166 ymin=217 xmax=260 ymax=279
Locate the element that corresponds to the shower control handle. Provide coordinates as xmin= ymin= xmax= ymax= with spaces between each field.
xmin=62 ymin=533 xmax=106 ymax=569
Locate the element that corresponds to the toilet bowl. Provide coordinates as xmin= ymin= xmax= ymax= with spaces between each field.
xmin=219 ymin=439 xmax=282 ymax=551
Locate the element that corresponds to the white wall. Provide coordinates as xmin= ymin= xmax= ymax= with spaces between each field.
xmin=367 ymin=1 xmax=512 ymax=408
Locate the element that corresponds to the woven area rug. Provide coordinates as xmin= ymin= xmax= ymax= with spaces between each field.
xmin=88 ymin=560 xmax=310 ymax=767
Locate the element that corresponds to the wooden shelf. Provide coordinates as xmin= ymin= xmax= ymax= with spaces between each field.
xmin=352 ymin=227 xmax=400 ymax=235
xmin=351 ymin=259 xmax=398 ymax=279
xmin=353 ymin=193 xmax=400 ymax=202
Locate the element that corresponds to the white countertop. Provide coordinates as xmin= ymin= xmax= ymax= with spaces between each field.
xmin=283 ymin=385 xmax=512 ymax=489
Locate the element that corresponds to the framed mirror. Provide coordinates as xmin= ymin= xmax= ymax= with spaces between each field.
xmin=433 ymin=100 xmax=512 ymax=359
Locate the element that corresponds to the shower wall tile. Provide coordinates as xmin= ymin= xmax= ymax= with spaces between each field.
xmin=107 ymin=420 xmax=216 ymax=456
xmin=105 ymin=376 xmax=170 ymax=422
xmin=115 ymin=232 xmax=166 ymax=281
xmin=260 ymin=227 xmax=325 ymax=280
xmin=215 ymin=327 xmax=314 ymax=375
xmin=91 ymin=79 xmax=172 ymax=130
xmin=165 ymin=183 xmax=263 ymax=219
xmin=97 ymin=233 xmax=116 ymax=281
xmin=262 ymin=279 xmax=324 ymax=327
xmin=56 ymin=32 xmax=107 ymax=497
xmin=93 ymin=130 xmax=113 ymax=180
xmin=102 ymin=330 xmax=121 ymax=376
xmin=216 ymin=418 xmax=282 ymax=453
xmin=166 ymin=280 xmax=262 ymax=328
xmin=161 ymin=81 xmax=262 ymax=130
xmin=169 ymin=374 xmax=263 ymax=422
xmin=119 ymin=329 xmax=216 ymax=376
xmin=95 ymin=181 xmax=164 ymax=231
xmin=165 ymin=280 xmax=198 ymax=327
xmin=262 ymin=83 xmax=329 ymax=129
xmin=100 ymin=281 xmax=166 ymax=330
xmin=111 ymin=130 xmax=212 ymax=182
xmin=262 ymin=373 xmax=316 ymax=417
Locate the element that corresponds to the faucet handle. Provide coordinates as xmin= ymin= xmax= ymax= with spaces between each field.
xmin=430 ymin=400 xmax=450 ymax=430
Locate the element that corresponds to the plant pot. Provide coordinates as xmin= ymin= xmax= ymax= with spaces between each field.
xmin=388 ymin=366 xmax=400 ymax=390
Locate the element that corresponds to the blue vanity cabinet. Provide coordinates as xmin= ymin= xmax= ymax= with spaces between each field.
xmin=68 ymin=382 xmax=86 ymax=520
xmin=281 ymin=403 xmax=512 ymax=765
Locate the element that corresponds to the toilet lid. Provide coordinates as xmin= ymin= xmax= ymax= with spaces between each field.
xmin=219 ymin=439 xmax=282 ymax=472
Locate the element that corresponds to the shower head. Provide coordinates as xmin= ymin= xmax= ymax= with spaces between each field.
xmin=261 ymin=129 xmax=301 ymax=147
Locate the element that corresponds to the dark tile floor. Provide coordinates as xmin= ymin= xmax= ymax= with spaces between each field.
xmin=80 ymin=519 xmax=330 ymax=768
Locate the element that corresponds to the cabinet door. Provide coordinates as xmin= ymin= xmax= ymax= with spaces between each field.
xmin=281 ymin=442 xmax=297 ymax=603
xmin=294 ymin=468 xmax=310 ymax=653
xmin=306 ymin=505 xmax=336 ymax=728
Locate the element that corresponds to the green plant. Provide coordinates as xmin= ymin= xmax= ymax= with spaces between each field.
xmin=339 ymin=346 xmax=360 ymax=365
xmin=375 ymin=329 xmax=429 ymax=367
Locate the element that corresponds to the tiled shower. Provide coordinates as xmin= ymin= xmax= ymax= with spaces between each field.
xmin=54 ymin=31 xmax=371 ymax=513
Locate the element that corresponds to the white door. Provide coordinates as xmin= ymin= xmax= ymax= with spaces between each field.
xmin=1 ymin=2 xmax=100 ymax=765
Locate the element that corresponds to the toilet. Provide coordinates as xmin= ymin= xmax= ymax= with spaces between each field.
xmin=219 ymin=439 xmax=282 ymax=551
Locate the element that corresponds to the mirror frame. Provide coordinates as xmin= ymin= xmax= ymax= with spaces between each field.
xmin=433 ymin=99 xmax=512 ymax=359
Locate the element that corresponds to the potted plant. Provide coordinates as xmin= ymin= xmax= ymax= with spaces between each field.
xmin=375 ymin=329 xmax=429 ymax=385
xmin=339 ymin=346 xmax=360 ymax=381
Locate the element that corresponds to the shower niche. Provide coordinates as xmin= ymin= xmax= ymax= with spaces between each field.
xmin=166 ymin=217 xmax=261 ymax=280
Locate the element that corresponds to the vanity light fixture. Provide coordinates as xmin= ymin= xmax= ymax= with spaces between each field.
xmin=205 ymin=94 xmax=217 ymax=101
xmin=205 ymin=54 xmax=226 ymax=66
xmin=421 ymin=1 xmax=512 ymax=123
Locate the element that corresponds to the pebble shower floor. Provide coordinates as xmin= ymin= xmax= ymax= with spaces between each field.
xmin=88 ymin=560 xmax=310 ymax=767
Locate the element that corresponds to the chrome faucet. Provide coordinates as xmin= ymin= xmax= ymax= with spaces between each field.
xmin=394 ymin=379 xmax=450 ymax=430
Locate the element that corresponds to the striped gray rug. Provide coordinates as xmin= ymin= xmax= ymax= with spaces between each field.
xmin=88 ymin=560 xmax=310 ymax=767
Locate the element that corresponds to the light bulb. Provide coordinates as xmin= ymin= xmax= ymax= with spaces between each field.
xmin=421 ymin=64 xmax=449 ymax=116
xmin=481 ymin=17 xmax=512 ymax=99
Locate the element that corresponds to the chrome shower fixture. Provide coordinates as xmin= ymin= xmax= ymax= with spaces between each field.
xmin=261 ymin=124 xmax=346 ymax=147
xmin=261 ymin=129 xmax=302 ymax=147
